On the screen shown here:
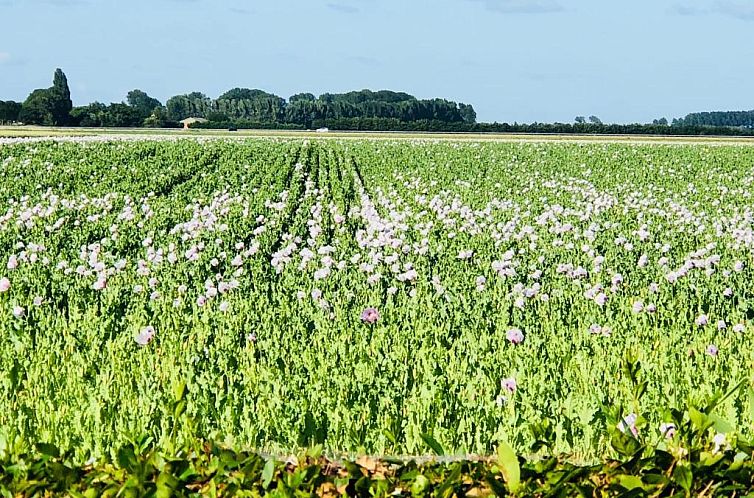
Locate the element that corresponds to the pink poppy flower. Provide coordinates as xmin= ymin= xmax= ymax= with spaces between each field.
xmin=506 ymin=328 xmax=524 ymax=345
xmin=660 ymin=423 xmax=676 ymax=439
xmin=135 ymin=326 xmax=155 ymax=346
xmin=360 ymin=307 xmax=380 ymax=324
xmin=501 ymin=377 xmax=517 ymax=393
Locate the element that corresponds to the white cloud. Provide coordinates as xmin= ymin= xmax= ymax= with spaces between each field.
xmin=668 ymin=4 xmax=706 ymax=16
xmin=715 ymin=0 xmax=754 ymax=20
xmin=0 ymin=52 xmax=10 ymax=64
xmin=671 ymin=1 xmax=754 ymax=20
xmin=469 ymin=0 xmax=563 ymax=14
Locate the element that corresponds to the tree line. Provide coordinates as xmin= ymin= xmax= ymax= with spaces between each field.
xmin=0 ymin=69 xmax=477 ymax=128
xmin=193 ymin=118 xmax=754 ymax=137
xmin=2 ymin=68 xmax=753 ymax=136
xmin=164 ymin=88 xmax=476 ymax=127
xmin=672 ymin=111 xmax=754 ymax=128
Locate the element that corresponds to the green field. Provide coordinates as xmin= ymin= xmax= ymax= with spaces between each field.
xmin=1 ymin=137 xmax=753 ymax=468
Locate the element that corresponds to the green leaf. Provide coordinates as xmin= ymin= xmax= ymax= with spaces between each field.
xmin=497 ymin=441 xmax=521 ymax=493
xmin=634 ymin=380 xmax=648 ymax=400
xmin=410 ymin=474 xmax=429 ymax=495
xmin=710 ymin=414 xmax=734 ymax=434
xmin=156 ymin=471 xmax=179 ymax=498
xmin=173 ymin=380 xmax=187 ymax=402
xmin=688 ymin=407 xmax=710 ymax=432
xmin=35 ymin=442 xmax=60 ymax=459
xmin=173 ymin=400 xmax=187 ymax=420
xmin=117 ymin=445 xmax=139 ymax=473
xmin=306 ymin=444 xmax=323 ymax=458
xmin=610 ymin=431 xmax=642 ymax=457
xmin=699 ymin=451 xmax=724 ymax=468
xmin=436 ymin=463 xmax=462 ymax=496
xmin=420 ymin=433 xmax=445 ymax=456
xmin=618 ymin=475 xmax=644 ymax=490
xmin=382 ymin=429 xmax=397 ymax=445
xmin=673 ymin=465 xmax=693 ymax=493
xmin=261 ymin=459 xmax=275 ymax=489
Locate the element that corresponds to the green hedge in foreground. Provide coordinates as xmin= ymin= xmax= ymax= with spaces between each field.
xmin=1 ymin=379 xmax=752 ymax=496
xmin=1 ymin=438 xmax=753 ymax=497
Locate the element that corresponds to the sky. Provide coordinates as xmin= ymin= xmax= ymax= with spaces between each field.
xmin=0 ymin=0 xmax=753 ymax=124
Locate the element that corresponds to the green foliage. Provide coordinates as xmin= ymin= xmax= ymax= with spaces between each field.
xmin=18 ymin=69 xmax=72 ymax=125
xmin=1 ymin=427 xmax=754 ymax=496
xmin=70 ymin=102 xmax=109 ymax=127
xmin=165 ymin=92 xmax=212 ymax=121
xmin=458 ymin=103 xmax=477 ymax=123
xmin=288 ymin=92 xmax=316 ymax=104
xmin=217 ymin=88 xmax=279 ymax=101
xmin=70 ymin=102 xmax=142 ymax=127
xmin=676 ymin=110 xmax=754 ymax=129
xmin=0 ymin=139 xmax=754 ymax=468
xmin=205 ymin=111 xmax=229 ymax=122
xmin=19 ymin=89 xmax=57 ymax=125
xmin=161 ymin=88 xmax=471 ymax=127
xmin=126 ymin=89 xmax=162 ymax=120
xmin=7 ymin=68 xmax=754 ymax=134
xmin=51 ymin=68 xmax=73 ymax=125
xmin=0 ymin=100 xmax=22 ymax=124
xmin=142 ymin=106 xmax=177 ymax=128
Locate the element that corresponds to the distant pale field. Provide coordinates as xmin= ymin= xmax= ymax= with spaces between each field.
xmin=3 ymin=125 xmax=754 ymax=145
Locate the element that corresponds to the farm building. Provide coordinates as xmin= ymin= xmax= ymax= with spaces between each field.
xmin=180 ymin=117 xmax=208 ymax=129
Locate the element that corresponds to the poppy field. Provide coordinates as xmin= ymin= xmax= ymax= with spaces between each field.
xmin=0 ymin=136 xmax=753 ymax=468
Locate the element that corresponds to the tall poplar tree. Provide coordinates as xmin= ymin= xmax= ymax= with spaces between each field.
xmin=51 ymin=68 xmax=73 ymax=125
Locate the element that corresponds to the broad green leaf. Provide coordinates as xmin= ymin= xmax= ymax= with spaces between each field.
xmin=497 ymin=441 xmax=521 ymax=493
xmin=261 ymin=459 xmax=275 ymax=489
xmin=420 ymin=433 xmax=445 ymax=456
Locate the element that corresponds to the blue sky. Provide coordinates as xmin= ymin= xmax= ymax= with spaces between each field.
xmin=1 ymin=0 xmax=752 ymax=123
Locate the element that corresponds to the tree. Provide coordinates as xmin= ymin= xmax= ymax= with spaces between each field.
xmin=588 ymin=115 xmax=602 ymax=124
xmin=652 ymin=118 xmax=668 ymax=126
xmin=206 ymin=111 xmax=229 ymax=122
xmin=0 ymin=100 xmax=22 ymax=123
xmin=458 ymin=103 xmax=477 ymax=123
xmin=51 ymin=68 xmax=73 ymax=125
xmin=143 ymin=106 xmax=175 ymax=128
xmin=575 ymin=116 xmax=586 ymax=124
xmin=19 ymin=89 xmax=56 ymax=125
xmin=673 ymin=110 xmax=754 ymax=129
xmin=218 ymin=88 xmax=276 ymax=100
xmin=70 ymin=102 xmax=143 ymax=127
xmin=19 ymin=69 xmax=73 ymax=125
xmin=166 ymin=92 xmax=211 ymax=121
xmin=289 ymin=93 xmax=315 ymax=104
xmin=102 ymin=103 xmax=142 ymax=127
xmin=70 ymin=102 xmax=108 ymax=127
xmin=126 ymin=89 xmax=161 ymax=119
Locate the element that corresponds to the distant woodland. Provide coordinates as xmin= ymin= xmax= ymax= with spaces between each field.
xmin=672 ymin=111 xmax=754 ymax=128
xmin=1 ymin=69 xmax=753 ymax=136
